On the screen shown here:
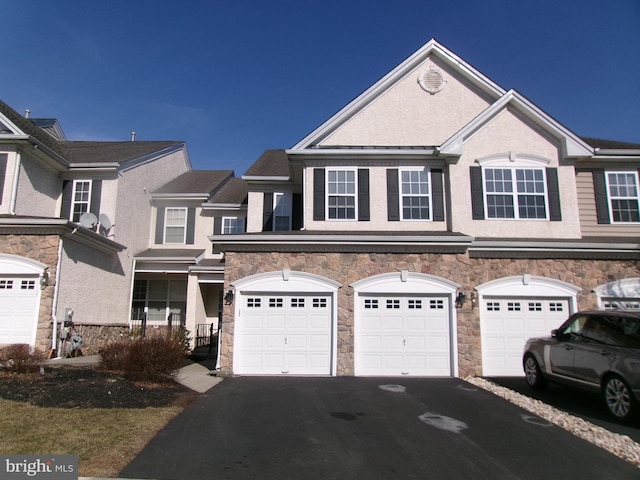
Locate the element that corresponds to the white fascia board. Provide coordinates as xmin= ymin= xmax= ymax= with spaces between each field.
xmin=68 ymin=163 xmax=120 ymax=171
xmin=285 ymin=149 xmax=439 ymax=159
xmin=0 ymin=135 xmax=69 ymax=169
xmin=471 ymin=240 xmax=639 ymax=252
xmin=291 ymin=39 xmax=505 ymax=151
xmin=241 ymin=175 xmax=290 ymax=182
xmin=151 ymin=193 xmax=210 ymax=201
xmin=439 ymin=90 xmax=594 ymax=158
xmin=209 ymin=233 xmax=472 ymax=245
xmin=201 ymin=203 xmax=247 ymax=211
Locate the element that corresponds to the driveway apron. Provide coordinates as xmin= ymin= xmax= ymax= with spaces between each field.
xmin=120 ymin=377 xmax=640 ymax=480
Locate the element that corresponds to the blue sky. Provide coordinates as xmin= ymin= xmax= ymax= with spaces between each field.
xmin=2 ymin=0 xmax=639 ymax=174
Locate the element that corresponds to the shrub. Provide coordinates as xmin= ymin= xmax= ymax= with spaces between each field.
xmin=99 ymin=335 xmax=187 ymax=382
xmin=0 ymin=344 xmax=44 ymax=373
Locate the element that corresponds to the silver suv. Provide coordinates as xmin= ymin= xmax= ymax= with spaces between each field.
xmin=523 ymin=310 xmax=640 ymax=420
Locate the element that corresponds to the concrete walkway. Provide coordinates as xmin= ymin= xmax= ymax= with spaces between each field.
xmin=45 ymin=354 xmax=223 ymax=393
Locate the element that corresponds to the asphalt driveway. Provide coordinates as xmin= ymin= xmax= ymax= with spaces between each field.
xmin=120 ymin=377 xmax=639 ymax=480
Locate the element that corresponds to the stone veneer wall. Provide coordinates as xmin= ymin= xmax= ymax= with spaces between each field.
xmin=0 ymin=234 xmax=61 ymax=353
xmin=221 ymin=251 xmax=639 ymax=377
xmin=71 ymin=323 xmax=132 ymax=355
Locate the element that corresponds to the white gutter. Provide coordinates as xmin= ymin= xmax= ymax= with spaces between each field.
xmin=50 ymin=238 xmax=64 ymax=354
xmin=9 ymin=149 xmax=22 ymax=214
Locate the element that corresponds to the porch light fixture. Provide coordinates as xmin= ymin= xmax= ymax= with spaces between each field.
xmin=40 ymin=269 xmax=50 ymax=289
xmin=455 ymin=291 xmax=466 ymax=308
xmin=224 ymin=289 xmax=234 ymax=305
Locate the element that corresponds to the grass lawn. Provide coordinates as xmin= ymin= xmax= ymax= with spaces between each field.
xmin=0 ymin=398 xmax=187 ymax=478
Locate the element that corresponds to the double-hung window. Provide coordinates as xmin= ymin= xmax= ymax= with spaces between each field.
xmin=164 ymin=207 xmax=187 ymax=243
xmin=606 ymin=172 xmax=640 ymax=223
xmin=400 ymin=169 xmax=431 ymax=220
xmin=327 ymin=169 xmax=356 ymax=219
xmin=484 ymin=167 xmax=547 ymax=219
xmin=222 ymin=217 xmax=245 ymax=234
xmin=71 ymin=180 xmax=92 ymax=222
xmin=273 ymin=192 xmax=292 ymax=230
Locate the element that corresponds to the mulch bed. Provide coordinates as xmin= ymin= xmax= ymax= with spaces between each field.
xmin=0 ymin=366 xmax=197 ymax=409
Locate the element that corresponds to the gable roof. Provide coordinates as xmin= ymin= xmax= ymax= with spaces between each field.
xmin=243 ymin=149 xmax=290 ymax=179
xmin=291 ymin=39 xmax=506 ymax=151
xmin=208 ymin=177 xmax=248 ymax=205
xmin=439 ymin=89 xmax=594 ymax=158
xmin=58 ymin=141 xmax=184 ymax=166
xmin=0 ymin=99 xmax=61 ymax=153
xmin=151 ymin=170 xmax=233 ymax=200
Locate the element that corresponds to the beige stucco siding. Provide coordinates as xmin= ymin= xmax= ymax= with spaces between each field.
xmin=304 ymin=165 xmax=449 ymax=232
xmin=13 ymin=151 xmax=61 ymax=217
xmin=450 ymin=107 xmax=582 ymax=238
xmin=320 ymin=57 xmax=493 ymax=147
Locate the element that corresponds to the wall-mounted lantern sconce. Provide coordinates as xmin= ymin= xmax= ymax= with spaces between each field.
xmin=471 ymin=291 xmax=477 ymax=307
xmin=40 ymin=269 xmax=50 ymax=290
xmin=455 ymin=291 xmax=466 ymax=308
xmin=224 ymin=289 xmax=234 ymax=305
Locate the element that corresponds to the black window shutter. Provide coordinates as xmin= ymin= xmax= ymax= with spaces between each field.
xmin=61 ymin=180 xmax=72 ymax=219
xmin=186 ymin=208 xmax=196 ymax=244
xmin=292 ymin=193 xmax=303 ymax=230
xmin=90 ymin=180 xmax=102 ymax=216
xmin=431 ymin=169 xmax=445 ymax=222
xmin=263 ymin=192 xmax=273 ymax=231
xmin=313 ymin=168 xmax=325 ymax=221
xmin=0 ymin=154 xmax=7 ymax=204
xmin=387 ymin=169 xmax=400 ymax=221
xmin=214 ymin=216 xmax=222 ymax=234
xmin=546 ymin=168 xmax=561 ymax=221
xmin=593 ymin=170 xmax=610 ymax=224
xmin=358 ymin=169 xmax=370 ymax=221
xmin=470 ymin=166 xmax=485 ymax=220
xmin=155 ymin=207 xmax=165 ymax=244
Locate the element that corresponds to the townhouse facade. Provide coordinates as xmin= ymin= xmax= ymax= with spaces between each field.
xmin=211 ymin=40 xmax=640 ymax=378
xmin=0 ymin=39 xmax=638 ymax=379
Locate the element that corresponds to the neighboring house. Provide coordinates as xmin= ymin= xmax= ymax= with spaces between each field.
xmin=211 ymin=39 xmax=640 ymax=378
xmin=0 ymin=100 xmax=191 ymax=354
xmin=132 ymin=170 xmax=247 ymax=350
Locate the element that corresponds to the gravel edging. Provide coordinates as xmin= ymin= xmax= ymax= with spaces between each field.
xmin=465 ymin=377 xmax=640 ymax=467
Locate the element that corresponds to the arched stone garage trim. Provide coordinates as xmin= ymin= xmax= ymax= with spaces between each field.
xmin=0 ymin=254 xmax=48 ymax=347
xmin=476 ymin=274 xmax=581 ymax=376
xmin=593 ymin=277 xmax=640 ymax=311
xmin=351 ymin=271 xmax=460 ymax=377
xmin=231 ymin=270 xmax=342 ymax=376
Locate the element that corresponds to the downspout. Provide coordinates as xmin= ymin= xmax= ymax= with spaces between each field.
xmin=9 ymin=149 xmax=22 ymax=215
xmin=50 ymin=238 xmax=64 ymax=355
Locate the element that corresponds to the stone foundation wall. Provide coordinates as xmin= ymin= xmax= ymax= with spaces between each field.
xmin=0 ymin=234 xmax=61 ymax=353
xmin=221 ymin=251 xmax=639 ymax=377
xmin=70 ymin=323 xmax=132 ymax=355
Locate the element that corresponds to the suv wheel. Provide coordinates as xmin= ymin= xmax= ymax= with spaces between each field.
xmin=603 ymin=375 xmax=635 ymax=420
xmin=523 ymin=354 xmax=548 ymax=390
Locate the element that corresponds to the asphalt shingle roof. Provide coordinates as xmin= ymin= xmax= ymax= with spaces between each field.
xmin=58 ymin=141 xmax=183 ymax=164
xmin=208 ymin=177 xmax=248 ymax=204
xmin=153 ymin=170 xmax=234 ymax=195
xmin=243 ymin=149 xmax=290 ymax=177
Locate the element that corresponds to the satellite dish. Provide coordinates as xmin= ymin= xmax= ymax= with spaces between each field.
xmin=79 ymin=212 xmax=98 ymax=229
xmin=98 ymin=213 xmax=112 ymax=230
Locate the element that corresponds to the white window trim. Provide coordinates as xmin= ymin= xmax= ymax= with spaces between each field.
xmin=481 ymin=165 xmax=549 ymax=220
xmin=399 ymin=167 xmax=432 ymax=221
xmin=326 ymin=167 xmax=357 ymax=221
xmin=605 ymin=171 xmax=640 ymax=224
xmin=163 ymin=207 xmax=187 ymax=244
xmin=71 ymin=179 xmax=92 ymax=222
xmin=222 ymin=216 xmax=245 ymax=234
xmin=273 ymin=192 xmax=292 ymax=231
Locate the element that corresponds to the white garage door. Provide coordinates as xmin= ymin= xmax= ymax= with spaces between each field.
xmin=236 ymin=294 xmax=332 ymax=375
xmin=0 ymin=276 xmax=39 ymax=345
xmin=356 ymin=295 xmax=451 ymax=376
xmin=481 ymin=298 xmax=570 ymax=376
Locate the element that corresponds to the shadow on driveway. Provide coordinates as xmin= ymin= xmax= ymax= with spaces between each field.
xmin=486 ymin=376 xmax=640 ymax=442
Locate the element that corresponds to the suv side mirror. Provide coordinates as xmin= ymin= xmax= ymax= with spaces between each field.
xmin=551 ymin=329 xmax=559 ymax=338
